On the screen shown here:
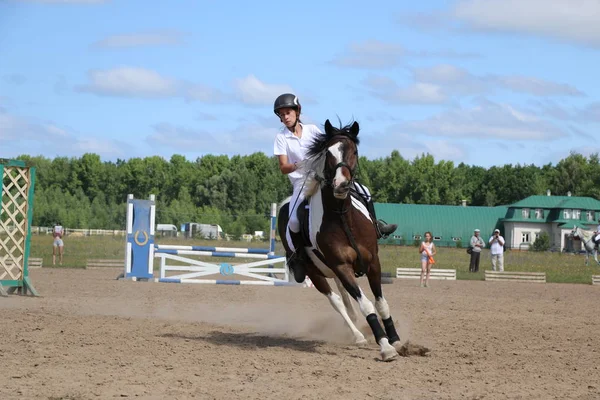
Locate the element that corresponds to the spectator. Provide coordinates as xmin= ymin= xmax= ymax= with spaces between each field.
xmin=52 ymin=222 xmax=64 ymax=266
xmin=418 ymin=231 xmax=436 ymax=288
xmin=489 ymin=229 xmax=505 ymax=271
xmin=469 ymin=229 xmax=485 ymax=272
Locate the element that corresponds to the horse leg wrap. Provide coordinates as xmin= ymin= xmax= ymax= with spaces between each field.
xmin=366 ymin=313 xmax=386 ymax=345
xmin=382 ymin=317 xmax=400 ymax=344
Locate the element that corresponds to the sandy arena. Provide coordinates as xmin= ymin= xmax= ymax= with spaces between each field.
xmin=1 ymin=267 xmax=599 ymax=400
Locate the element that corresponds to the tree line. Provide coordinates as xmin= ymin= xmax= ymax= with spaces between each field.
xmin=13 ymin=151 xmax=600 ymax=235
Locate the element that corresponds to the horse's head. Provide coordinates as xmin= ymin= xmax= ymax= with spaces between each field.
xmin=305 ymin=119 xmax=360 ymax=200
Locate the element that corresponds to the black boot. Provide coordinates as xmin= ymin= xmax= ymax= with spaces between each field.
xmin=287 ymin=230 xmax=307 ymax=283
xmin=365 ymin=198 xmax=397 ymax=239
xmin=376 ymin=220 xmax=398 ymax=238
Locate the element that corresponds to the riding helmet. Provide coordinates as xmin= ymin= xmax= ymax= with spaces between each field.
xmin=273 ymin=93 xmax=301 ymax=116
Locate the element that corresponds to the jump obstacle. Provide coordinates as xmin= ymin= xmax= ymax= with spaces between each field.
xmin=0 ymin=159 xmax=38 ymax=297
xmin=119 ymin=195 xmax=298 ymax=286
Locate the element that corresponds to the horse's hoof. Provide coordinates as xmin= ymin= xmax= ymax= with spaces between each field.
xmin=379 ymin=339 xmax=399 ymax=361
xmin=355 ymin=338 xmax=368 ymax=347
xmin=380 ymin=347 xmax=399 ymax=362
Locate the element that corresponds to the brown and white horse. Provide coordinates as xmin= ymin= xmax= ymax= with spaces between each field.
xmin=278 ymin=120 xmax=421 ymax=361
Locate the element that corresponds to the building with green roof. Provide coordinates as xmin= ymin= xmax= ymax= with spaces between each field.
xmin=374 ymin=192 xmax=600 ymax=251
xmin=501 ymin=192 xmax=600 ymax=251
xmin=374 ymin=203 xmax=508 ymax=248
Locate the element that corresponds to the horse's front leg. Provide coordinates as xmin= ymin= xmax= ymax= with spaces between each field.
xmin=334 ymin=264 xmax=398 ymax=361
xmin=309 ymin=273 xmax=367 ymax=346
xmin=334 ymin=277 xmax=359 ymax=323
xmin=365 ymin=259 xmax=402 ymax=353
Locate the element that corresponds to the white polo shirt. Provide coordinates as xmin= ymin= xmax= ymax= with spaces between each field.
xmin=273 ymin=123 xmax=322 ymax=185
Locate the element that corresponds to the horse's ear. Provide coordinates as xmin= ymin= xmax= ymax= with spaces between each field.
xmin=350 ymin=121 xmax=360 ymax=137
xmin=324 ymin=119 xmax=333 ymax=136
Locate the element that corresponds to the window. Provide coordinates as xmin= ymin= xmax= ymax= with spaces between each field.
xmin=452 ymin=237 xmax=462 ymax=242
xmin=587 ymin=211 xmax=595 ymax=221
xmin=563 ymin=209 xmax=572 ymax=219
xmin=522 ymin=232 xmax=530 ymax=243
xmin=573 ymin=209 xmax=581 ymax=219
xmin=433 ymin=236 xmax=442 ymax=241
xmin=522 ymin=208 xmax=530 ymax=218
xmin=413 ymin=235 xmax=422 ymax=240
xmin=535 ymin=209 xmax=544 ymax=219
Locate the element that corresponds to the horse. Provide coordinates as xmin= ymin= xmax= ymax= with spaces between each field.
xmin=277 ymin=119 xmax=428 ymax=361
xmin=570 ymin=226 xmax=600 ymax=266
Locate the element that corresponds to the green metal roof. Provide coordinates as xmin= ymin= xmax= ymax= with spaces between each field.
xmin=509 ymin=195 xmax=600 ymax=210
xmin=374 ymin=203 xmax=508 ymax=247
xmin=555 ymin=220 xmax=595 ymax=229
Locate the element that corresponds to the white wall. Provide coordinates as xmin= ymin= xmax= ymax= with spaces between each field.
xmin=504 ymin=222 xmax=552 ymax=249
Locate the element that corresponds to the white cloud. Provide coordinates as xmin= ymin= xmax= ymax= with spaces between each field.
xmin=76 ymin=67 xmax=178 ymax=98
xmin=330 ymin=40 xmax=404 ymax=69
xmin=147 ymin=120 xmax=280 ymax=156
xmin=364 ymin=64 xmax=584 ymax=104
xmin=363 ymin=75 xmax=447 ymax=104
xmin=454 ymin=0 xmax=600 ymax=47
xmin=233 ymin=74 xmax=294 ymax=106
xmin=395 ymin=10 xmax=454 ymax=31
xmin=92 ymin=31 xmax=187 ymax=49
xmin=495 ymin=76 xmax=584 ymax=97
xmin=413 ymin=64 xmax=488 ymax=95
xmin=578 ymin=102 xmax=600 ymax=122
xmin=398 ymin=99 xmax=567 ymax=140
xmin=184 ymin=83 xmax=228 ymax=103
xmin=0 ymin=109 xmax=127 ymax=158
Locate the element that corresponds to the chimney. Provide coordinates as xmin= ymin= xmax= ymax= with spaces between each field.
xmin=546 ymin=189 xmax=551 ymax=196
xmin=567 ymin=191 xmax=572 ymax=197
xmin=461 ymin=200 xmax=467 ymax=207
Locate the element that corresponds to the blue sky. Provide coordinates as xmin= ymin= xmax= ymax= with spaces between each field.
xmin=1 ymin=0 xmax=600 ymax=167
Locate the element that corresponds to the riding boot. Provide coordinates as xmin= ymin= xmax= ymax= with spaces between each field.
xmin=365 ymin=198 xmax=398 ymax=239
xmin=287 ymin=230 xmax=308 ymax=283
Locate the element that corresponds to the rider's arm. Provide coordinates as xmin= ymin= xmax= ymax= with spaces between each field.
xmin=277 ymin=155 xmax=298 ymax=175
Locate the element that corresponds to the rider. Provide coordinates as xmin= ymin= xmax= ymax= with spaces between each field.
xmin=272 ymin=93 xmax=397 ymax=283
xmin=594 ymin=218 xmax=600 ymax=247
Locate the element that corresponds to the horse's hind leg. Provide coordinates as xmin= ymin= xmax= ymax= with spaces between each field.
xmin=334 ymin=266 xmax=398 ymax=361
xmin=367 ymin=259 xmax=402 ymax=352
xmin=334 ymin=277 xmax=359 ymax=323
xmin=310 ymin=274 xmax=367 ymax=346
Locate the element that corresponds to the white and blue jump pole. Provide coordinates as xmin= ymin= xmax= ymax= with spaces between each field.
xmin=120 ymin=196 xmax=295 ymax=285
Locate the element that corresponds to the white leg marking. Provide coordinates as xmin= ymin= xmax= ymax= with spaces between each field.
xmin=356 ymin=288 xmax=376 ymax=317
xmin=356 ymin=289 xmax=398 ymax=361
xmin=375 ymin=297 xmax=391 ymax=320
xmin=327 ymin=292 xmax=367 ymax=345
xmin=334 ymin=277 xmax=358 ymax=322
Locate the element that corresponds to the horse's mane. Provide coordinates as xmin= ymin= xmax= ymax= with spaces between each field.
xmin=303 ymin=120 xmax=360 ymax=197
xmin=575 ymin=227 xmax=594 ymax=242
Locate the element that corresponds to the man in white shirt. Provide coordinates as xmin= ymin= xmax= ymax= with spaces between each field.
xmin=488 ymin=229 xmax=505 ymax=271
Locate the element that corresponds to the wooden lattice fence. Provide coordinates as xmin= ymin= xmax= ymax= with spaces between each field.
xmin=0 ymin=159 xmax=38 ymax=296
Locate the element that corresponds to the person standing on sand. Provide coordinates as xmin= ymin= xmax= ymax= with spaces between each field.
xmin=52 ymin=222 xmax=64 ymax=266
